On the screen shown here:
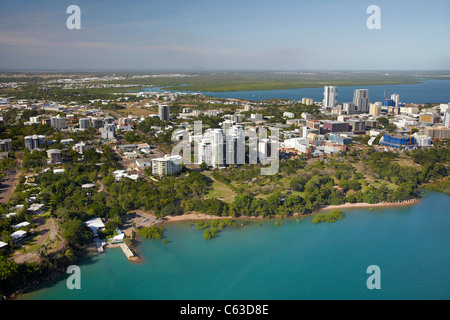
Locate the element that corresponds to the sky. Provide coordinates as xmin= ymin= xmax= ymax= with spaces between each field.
xmin=0 ymin=0 xmax=449 ymax=71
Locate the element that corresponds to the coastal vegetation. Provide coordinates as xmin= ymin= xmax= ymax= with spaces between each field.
xmin=99 ymin=71 xmax=423 ymax=93
xmin=203 ymin=228 xmax=217 ymax=240
xmin=193 ymin=219 xmax=240 ymax=240
xmin=312 ymin=209 xmax=344 ymax=224
xmin=136 ymin=226 xmax=163 ymax=240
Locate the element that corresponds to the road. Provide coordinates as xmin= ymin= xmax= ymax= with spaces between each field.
xmin=12 ymin=218 xmax=60 ymax=264
xmin=0 ymin=162 xmax=21 ymax=204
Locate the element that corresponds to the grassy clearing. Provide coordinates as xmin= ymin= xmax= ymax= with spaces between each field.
xmin=117 ymin=107 xmax=156 ymax=117
xmin=392 ymin=157 xmax=422 ymax=169
xmin=207 ymin=178 xmax=237 ymax=203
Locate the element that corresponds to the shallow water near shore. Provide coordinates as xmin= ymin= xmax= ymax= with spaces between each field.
xmin=19 ymin=192 xmax=450 ymax=300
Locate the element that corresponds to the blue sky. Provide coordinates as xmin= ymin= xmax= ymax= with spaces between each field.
xmin=0 ymin=0 xmax=449 ymax=70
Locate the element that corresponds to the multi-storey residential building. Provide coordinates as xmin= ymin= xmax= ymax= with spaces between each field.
xmin=391 ymin=94 xmax=400 ymax=107
xmin=47 ymin=149 xmax=62 ymax=164
xmin=419 ymin=113 xmax=440 ymax=125
xmin=343 ymin=102 xmax=356 ymax=115
xmin=369 ymin=103 xmax=381 ymax=116
xmin=79 ymin=118 xmax=90 ymax=130
xmin=151 ymin=155 xmax=182 ymax=176
xmin=73 ymin=142 xmax=88 ymax=154
xmin=323 ymin=86 xmax=337 ymax=108
xmin=444 ymin=112 xmax=450 ymax=128
xmin=306 ymin=120 xmax=320 ymax=130
xmin=258 ymin=138 xmax=272 ymax=164
xmin=91 ymin=118 xmax=103 ymax=128
xmin=50 ymin=115 xmax=67 ymax=130
xmin=226 ymin=125 xmax=245 ymax=165
xmin=302 ymin=98 xmax=314 ymax=105
xmin=0 ymin=139 xmax=12 ymax=152
xmin=197 ymin=128 xmax=226 ymax=168
xmin=158 ymin=104 xmax=170 ymax=121
xmin=100 ymin=124 xmax=116 ymax=139
xmin=353 ymin=89 xmax=369 ymax=113
xmin=118 ymin=118 xmax=133 ymax=131
xmin=425 ymin=126 xmax=450 ymax=140
xmin=24 ymin=135 xmax=46 ymax=150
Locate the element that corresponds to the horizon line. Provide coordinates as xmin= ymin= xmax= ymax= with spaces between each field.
xmin=1 ymin=69 xmax=450 ymax=73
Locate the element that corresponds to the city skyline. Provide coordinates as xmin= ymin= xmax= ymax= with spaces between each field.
xmin=0 ymin=0 xmax=449 ymax=71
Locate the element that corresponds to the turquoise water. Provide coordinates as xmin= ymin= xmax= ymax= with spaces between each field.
xmin=147 ymin=79 xmax=450 ymax=104
xmin=21 ymin=192 xmax=450 ymax=300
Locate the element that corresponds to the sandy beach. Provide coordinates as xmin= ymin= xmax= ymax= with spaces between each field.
xmin=164 ymin=213 xmax=226 ymax=223
xmin=317 ymin=198 xmax=421 ymax=213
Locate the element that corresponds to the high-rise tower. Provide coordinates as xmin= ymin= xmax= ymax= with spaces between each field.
xmin=353 ymin=89 xmax=369 ymax=113
xmin=323 ymin=86 xmax=337 ymax=108
xmin=158 ymin=104 xmax=170 ymax=121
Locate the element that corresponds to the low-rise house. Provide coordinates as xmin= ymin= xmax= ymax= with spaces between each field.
xmin=82 ymin=183 xmax=96 ymax=189
xmin=85 ymin=217 xmax=105 ymax=235
xmin=11 ymin=230 xmax=27 ymax=242
xmin=113 ymin=170 xmax=139 ymax=181
xmin=118 ymin=144 xmax=137 ymax=152
xmin=3 ymin=212 xmax=17 ymax=219
xmin=27 ymin=203 xmax=45 ymax=215
xmin=13 ymin=222 xmax=30 ymax=229
xmin=124 ymin=151 xmax=139 ymax=159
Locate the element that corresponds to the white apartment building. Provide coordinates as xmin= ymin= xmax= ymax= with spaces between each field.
xmin=197 ymin=126 xmax=247 ymax=167
xmin=197 ymin=129 xmax=225 ymax=168
xmin=226 ymin=125 xmax=245 ymax=165
xmin=151 ymin=155 xmax=182 ymax=176
xmin=323 ymin=86 xmax=337 ymax=108
xmin=353 ymin=89 xmax=369 ymax=113
xmin=391 ymin=94 xmax=400 ymax=107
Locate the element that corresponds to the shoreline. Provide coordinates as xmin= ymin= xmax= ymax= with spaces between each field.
xmin=144 ymin=198 xmax=422 ymax=227
xmin=8 ymin=197 xmax=421 ymax=300
xmin=121 ymin=198 xmax=423 ymax=266
xmin=316 ymin=198 xmax=421 ymax=213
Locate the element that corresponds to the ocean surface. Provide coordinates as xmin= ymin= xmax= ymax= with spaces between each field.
xmin=146 ymin=79 xmax=450 ymax=104
xmin=20 ymin=191 xmax=450 ymax=300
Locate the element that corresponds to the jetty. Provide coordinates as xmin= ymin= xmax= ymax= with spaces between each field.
xmin=119 ymin=243 xmax=135 ymax=260
xmin=94 ymin=237 xmax=104 ymax=253
xmin=102 ymin=241 xmax=139 ymax=261
xmin=88 ymin=224 xmax=140 ymax=261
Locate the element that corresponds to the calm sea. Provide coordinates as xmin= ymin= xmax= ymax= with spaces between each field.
xmin=147 ymin=79 xmax=450 ymax=104
xmin=20 ymin=191 xmax=450 ymax=300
